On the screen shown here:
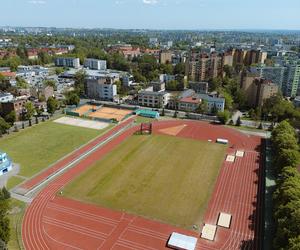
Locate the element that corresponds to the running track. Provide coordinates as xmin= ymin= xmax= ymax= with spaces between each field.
xmin=22 ymin=120 xmax=263 ymax=250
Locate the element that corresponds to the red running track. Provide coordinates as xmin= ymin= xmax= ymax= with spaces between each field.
xmin=22 ymin=120 xmax=263 ymax=250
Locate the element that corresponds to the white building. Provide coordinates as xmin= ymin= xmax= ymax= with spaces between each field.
xmin=86 ymin=78 xmax=117 ymax=101
xmin=0 ymin=93 xmax=14 ymax=103
xmin=138 ymin=89 xmax=170 ymax=108
xmin=198 ymin=93 xmax=225 ymax=113
xmin=84 ymin=59 xmax=107 ymax=70
xmin=55 ymin=57 xmax=80 ymax=68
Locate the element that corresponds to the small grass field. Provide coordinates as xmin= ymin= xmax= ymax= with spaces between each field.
xmin=8 ymin=199 xmax=26 ymax=250
xmin=0 ymin=120 xmax=108 ymax=179
xmin=63 ymin=134 xmax=227 ymax=229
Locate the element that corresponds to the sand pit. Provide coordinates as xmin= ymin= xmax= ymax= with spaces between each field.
xmin=54 ymin=117 xmax=109 ymax=130
xmin=158 ymin=125 xmax=187 ymax=136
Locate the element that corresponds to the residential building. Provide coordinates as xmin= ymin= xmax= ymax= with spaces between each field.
xmin=232 ymin=49 xmax=267 ymax=66
xmin=160 ymin=51 xmax=172 ymax=64
xmin=188 ymin=81 xmax=208 ymax=94
xmin=121 ymin=74 xmax=134 ymax=87
xmin=185 ymin=51 xmax=222 ymax=81
xmin=284 ymin=63 xmax=300 ymax=97
xmin=252 ymin=65 xmax=286 ymax=90
xmin=159 ymin=74 xmax=176 ymax=83
xmin=222 ymin=51 xmax=234 ymax=67
xmin=241 ymin=71 xmax=259 ymax=107
xmin=178 ymin=96 xmax=201 ymax=112
xmin=169 ymin=89 xmax=225 ymax=114
xmin=152 ymin=82 xmax=166 ymax=92
xmin=17 ymin=65 xmax=49 ymax=77
xmin=197 ymin=93 xmax=225 ymax=113
xmin=55 ymin=57 xmax=80 ymax=68
xmin=256 ymin=80 xmax=279 ymax=107
xmin=86 ymin=78 xmax=117 ymax=101
xmin=1 ymin=98 xmax=29 ymax=120
xmin=30 ymin=86 xmax=54 ymax=101
xmin=0 ymin=93 xmax=14 ymax=103
xmin=241 ymin=71 xmax=279 ymax=107
xmin=138 ymin=89 xmax=170 ymax=108
xmin=293 ymin=96 xmax=300 ymax=108
xmin=84 ymin=59 xmax=107 ymax=70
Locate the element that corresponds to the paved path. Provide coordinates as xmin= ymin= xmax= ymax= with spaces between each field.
xmin=0 ymin=164 xmax=20 ymax=188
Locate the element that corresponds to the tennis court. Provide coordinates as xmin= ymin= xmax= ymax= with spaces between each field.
xmin=73 ymin=105 xmax=95 ymax=116
xmin=88 ymin=107 xmax=132 ymax=121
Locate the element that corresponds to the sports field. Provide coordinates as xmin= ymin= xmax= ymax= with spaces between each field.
xmin=0 ymin=121 xmax=103 ymax=178
xmin=63 ymin=134 xmax=227 ymax=229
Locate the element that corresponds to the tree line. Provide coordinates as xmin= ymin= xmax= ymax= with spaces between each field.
xmin=0 ymin=187 xmax=11 ymax=249
xmin=271 ymin=120 xmax=300 ymax=249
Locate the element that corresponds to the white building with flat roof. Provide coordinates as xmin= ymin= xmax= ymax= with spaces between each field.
xmin=138 ymin=89 xmax=170 ymax=108
xmin=84 ymin=59 xmax=107 ymax=70
xmin=86 ymin=78 xmax=117 ymax=101
xmin=55 ymin=57 xmax=80 ymax=68
xmin=0 ymin=93 xmax=14 ymax=103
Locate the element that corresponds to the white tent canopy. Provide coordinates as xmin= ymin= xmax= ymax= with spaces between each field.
xmin=168 ymin=232 xmax=198 ymax=250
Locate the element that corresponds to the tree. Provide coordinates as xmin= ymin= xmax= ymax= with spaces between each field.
xmin=0 ymin=187 xmax=10 ymax=244
xmin=65 ymin=91 xmax=80 ymax=106
xmin=217 ymin=110 xmax=230 ymax=124
xmin=218 ymin=88 xmax=233 ymax=110
xmin=209 ymin=77 xmax=222 ymax=92
xmin=173 ymin=63 xmax=185 ymax=75
xmin=0 ymin=118 xmax=10 ymax=135
xmin=288 ymin=236 xmax=300 ymax=250
xmin=43 ymin=79 xmax=56 ymax=89
xmin=47 ymin=97 xmax=58 ymax=115
xmin=74 ymin=70 xmax=86 ymax=96
xmin=4 ymin=111 xmax=16 ymax=126
xmin=160 ymin=63 xmax=173 ymax=75
xmin=196 ymin=100 xmax=208 ymax=114
xmin=24 ymin=102 xmax=35 ymax=121
xmin=166 ymin=80 xmax=178 ymax=91
xmin=55 ymin=67 xmax=64 ymax=75
xmin=262 ymin=94 xmax=295 ymax=123
xmin=38 ymin=51 xmax=52 ymax=65
xmin=16 ymin=77 xmax=29 ymax=89
xmin=271 ymin=120 xmax=300 ymax=249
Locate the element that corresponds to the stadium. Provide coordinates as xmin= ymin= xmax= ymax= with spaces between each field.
xmin=21 ymin=117 xmax=263 ymax=250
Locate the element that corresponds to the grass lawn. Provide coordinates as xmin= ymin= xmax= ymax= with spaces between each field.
xmin=8 ymin=199 xmax=26 ymax=250
xmin=63 ymin=134 xmax=227 ymax=229
xmin=6 ymin=176 xmax=25 ymax=190
xmin=0 ymin=120 xmax=108 ymax=178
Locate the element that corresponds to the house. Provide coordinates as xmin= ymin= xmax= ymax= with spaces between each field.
xmin=1 ymin=97 xmax=29 ymax=120
xmin=197 ymin=93 xmax=225 ymax=113
xmin=178 ymin=96 xmax=201 ymax=112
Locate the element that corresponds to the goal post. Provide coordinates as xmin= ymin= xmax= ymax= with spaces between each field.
xmin=140 ymin=123 xmax=152 ymax=135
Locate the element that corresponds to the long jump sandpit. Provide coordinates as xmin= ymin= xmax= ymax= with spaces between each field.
xmin=54 ymin=117 xmax=109 ymax=130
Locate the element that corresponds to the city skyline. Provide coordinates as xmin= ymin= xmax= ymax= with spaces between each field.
xmin=1 ymin=0 xmax=300 ymax=30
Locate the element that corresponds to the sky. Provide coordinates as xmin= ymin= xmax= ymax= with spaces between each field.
xmin=0 ymin=0 xmax=300 ymax=30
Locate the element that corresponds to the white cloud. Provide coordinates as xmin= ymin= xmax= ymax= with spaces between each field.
xmin=142 ymin=0 xmax=158 ymax=5
xmin=28 ymin=0 xmax=46 ymax=4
